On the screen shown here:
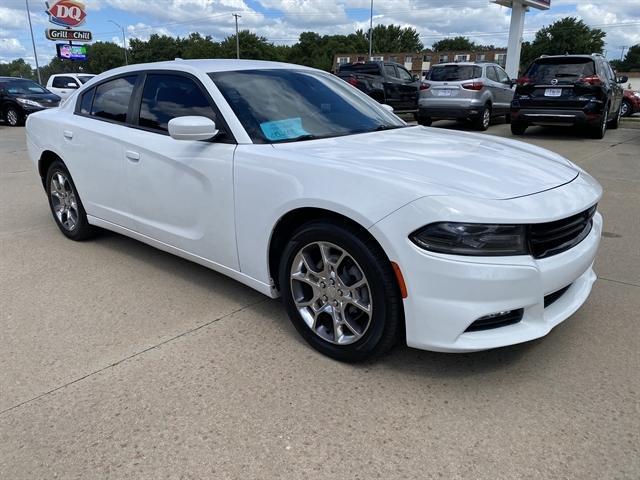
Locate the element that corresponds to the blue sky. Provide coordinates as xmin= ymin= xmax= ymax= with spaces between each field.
xmin=1 ymin=0 xmax=638 ymax=66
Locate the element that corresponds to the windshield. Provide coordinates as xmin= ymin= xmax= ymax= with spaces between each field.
xmin=209 ymin=69 xmax=406 ymax=143
xmin=77 ymin=75 xmax=94 ymax=84
xmin=428 ymin=65 xmax=481 ymax=81
xmin=525 ymin=58 xmax=596 ymax=83
xmin=1 ymin=79 xmax=48 ymax=94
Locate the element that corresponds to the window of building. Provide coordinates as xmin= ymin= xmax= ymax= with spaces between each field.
xmin=337 ymin=56 xmax=350 ymax=65
xmin=370 ymin=56 xmax=384 ymax=61
xmin=389 ymin=56 xmax=398 ymax=62
xmin=439 ymin=54 xmax=449 ymax=63
xmin=405 ymin=56 xmax=413 ymax=64
xmin=423 ymin=54 xmax=432 ymax=62
xmin=52 ymin=76 xmax=78 ymax=88
xmin=139 ymin=74 xmax=216 ymax=132
xmin=477 ymin=54 xmax=486 ymax=61
xmin=454 ymin=54 xmax=470 ymax=62
xmin=90 ymin=76 xmax=136 ymax=123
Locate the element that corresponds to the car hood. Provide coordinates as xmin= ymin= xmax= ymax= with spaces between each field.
xmin=273 ymin=126 xmax=579 ymax=200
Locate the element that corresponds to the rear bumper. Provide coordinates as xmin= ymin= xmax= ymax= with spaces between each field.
xmin=418 ymin=105 xmax=484 ymax=120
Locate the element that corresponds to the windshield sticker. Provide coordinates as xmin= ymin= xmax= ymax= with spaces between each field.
xmin=260 ymin=117 xmax=309 ymax=141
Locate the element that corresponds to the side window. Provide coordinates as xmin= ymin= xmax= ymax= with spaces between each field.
xmin=139 ymin=74 xmax=216 ymax=132
xmin=495 ymin=66 xmax=510 ymax=83
xmin=52 ymin=76 xmax=77 ymax=88
xmin=79 ymin=87 xmax=94 ymax=115
xmin=91 ymin=76 xmax=137 ymax=123
xmin=384 ymin=64 xmax=397 ymax=77
xmin=397 ymin=67 xmax=414 ymax=81
xmin=486 ymin=66 xmax=499 ymax=82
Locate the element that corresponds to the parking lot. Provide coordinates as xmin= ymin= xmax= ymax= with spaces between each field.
xmin=1 ymin=123 xmax=638 ymax=479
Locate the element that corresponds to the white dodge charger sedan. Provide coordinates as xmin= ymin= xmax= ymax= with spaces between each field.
xmin=25 ymin=60 xmax=602 ymax=361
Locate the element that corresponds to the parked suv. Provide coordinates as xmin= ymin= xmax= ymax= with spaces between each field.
xmin=0 ymin=77 xmax=60 ymax=126
xmin=418 ymin=62 xmax=514 ymax=130
xmin=336 ymin=61 xmax=420 ymax=114
xmin=46 ymin=73 xmax=96 ymax=100
xmin=510 ymin=54 xmax=627 ymax=139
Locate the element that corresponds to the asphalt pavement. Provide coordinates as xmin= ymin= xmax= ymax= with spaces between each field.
xmin=1 ymin=123 xmax=639 ymax=479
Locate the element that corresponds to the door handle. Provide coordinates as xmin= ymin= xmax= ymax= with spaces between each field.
xmin=125 ymin=150 xmax=140 ymax=162
xmin=63 ymin=130 xmax=73 ymax=139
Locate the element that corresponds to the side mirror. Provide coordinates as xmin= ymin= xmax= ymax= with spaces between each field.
xmin=168 ymin=116 xmax=219 ymax=141
xmin=381 ymin=104 xmax=394 ymax=113
xmin=617 ymin=75 xmax=628 ymax=84
xmin=67 ymin=82 xmax=79 ymax=88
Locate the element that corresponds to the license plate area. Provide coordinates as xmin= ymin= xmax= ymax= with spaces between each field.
xmin=435 ymin=89 xmax=452 ymax=97
xmin=544 ymin=88 xmax=562 ymax=97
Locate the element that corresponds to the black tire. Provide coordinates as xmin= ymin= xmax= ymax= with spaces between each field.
xmin=46 ymin=160 xmax=96 ymax=240
xmin=278 ymin=219 xmax=403 ymax=362
xmin=589 ymin=106 xmax=608 ymax=139
xmin=473 ymin=105 xmax=491 ymax=131
xmin=620 ymin=99 xmax=632 ymax=118
xmin=505 ymin=113 xmax=512 ymax=124
xmin=511 ymin=121 xmax=527 ymax=135
xmin=5 ymin=105 xmax=24 ymax=127
xmin=608 ymin=105 xmax=621 ymax=130
xmin=418 ymin=115 xmax=432 ymax=126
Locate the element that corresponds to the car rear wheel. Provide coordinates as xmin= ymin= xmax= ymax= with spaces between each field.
xmin=46 ymin=161 xmax=95 ymax=240
xmin=620 ymin=100 xmax=631 ymax=118
xmin=279 ymin=220 xmax=402 ymax=362
xmin=473 ymin=105 xmax=491 ymax=131
xmin=5 ymin=106 xmax=23 ymax=127
xmin=511 ymin=121 xmax=527 ymax=135
xmin=589 ymin=106 xmax=608 ymax=139
xmin=418 ymin=115 xmax=432 ymax=126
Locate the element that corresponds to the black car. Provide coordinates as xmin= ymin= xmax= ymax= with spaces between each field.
xmin=0 ymin=77 xmax=61 ymax=127
xmin=510 ymin=54 xmax=627 ymax=139
xmin=336 ymin=61 xmax=421 ymax=114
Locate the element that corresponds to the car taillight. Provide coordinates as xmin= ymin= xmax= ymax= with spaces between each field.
xmin=516 ymin=76 xmax=533 ymax=86
xmin=347 ymin=76 xmax=358 ymax=86
xmin=461 ymin=81 xmax=484 ymax=91
xmin=579 ymin=75 xmax=603 ymax=86
xmin=420 ymin=83 xmax=430 ymax=90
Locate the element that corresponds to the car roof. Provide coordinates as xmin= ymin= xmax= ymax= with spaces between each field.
xmin=51 ymin=73 xmax=96 ymax=76
xmin=113 ymin=59 xmax=314 ymax=74
xmin=433 ymin=62 xmax=490 ymax=67
xmin=535 ymin=54 xmax=601 ymax=60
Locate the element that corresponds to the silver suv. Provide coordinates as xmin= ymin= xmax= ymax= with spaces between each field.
xmin=418 ymin=62 xmax=515 ymax=130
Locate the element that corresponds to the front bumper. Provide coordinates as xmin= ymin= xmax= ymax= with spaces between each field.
xmin=370 ymin=174 xmax=602 ymax=352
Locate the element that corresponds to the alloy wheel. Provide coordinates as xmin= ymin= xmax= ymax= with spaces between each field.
xmin=601 ymin=108 xmax=608 ymax=136
xmin=482 ymin=108 xmax=491 ymax=129
xmin=6 ymin=108 xmax=18 ymax=126
xmin=290 ymin=241 xmax=372 ymax=345
xmin=50 ymin=171 xmax=79 ymax=231
xmin=620 ymin=101 xmax=629 ymax=117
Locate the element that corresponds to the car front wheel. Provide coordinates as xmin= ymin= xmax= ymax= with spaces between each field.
xmin=46 ymin=161 xmax=95 ymax=240
xmin=279 ymin=220 xmax=403 ymax=362
xmin=5 ymin=106 xmax=23 ymax=127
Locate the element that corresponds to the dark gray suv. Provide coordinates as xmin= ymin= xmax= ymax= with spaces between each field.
xmin=418 ymin=62 xmax=514 ymax=130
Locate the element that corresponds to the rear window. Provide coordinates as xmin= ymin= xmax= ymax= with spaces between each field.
xmin=525 ymin=58 xmax=595 ymax=83
xmin=339 ymin=64 xmax=381 ymax=75
xmin=428 ymin=65 xmax=482 ymax=81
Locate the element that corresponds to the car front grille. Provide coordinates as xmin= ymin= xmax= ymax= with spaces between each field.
xmin=528 ymin=205 xmax=597 ymax=259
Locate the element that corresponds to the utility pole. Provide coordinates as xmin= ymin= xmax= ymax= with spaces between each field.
xmin=25 ymin=0 xmax=42 ymax=84
xmin=368 ymin=0 xmax=373 ymax=59
xmin=233 ymin=14 xmax=241 ymax=59
xmin=620 ymin=46 xmax=628 ymax=61
xmin=108 ymin=20 xmax=128 ymax=65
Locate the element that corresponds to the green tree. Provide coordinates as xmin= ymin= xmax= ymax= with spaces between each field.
xmin=86 ymin=41 xmax=127 ymax=72
xmin=520 ymin=17 xmax=606 ymax=69
xmin=432 ymin=36 xmax=476 ymax=52
xmin=356 ymin=24 xmax=423 ymax=53
xmin=219 ymin=30 xmax=279 ymax=60
xmin=129 ymin=34 xmax=182 ymax=64
xmin=617 ymin=44 xmax=640 ymax=72
xmin=181 ymin=33 xmax=220 ymax=59
xmin=0 ymin=58 xmax=35 ymax=79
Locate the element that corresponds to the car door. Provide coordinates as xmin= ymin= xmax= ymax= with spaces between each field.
xmin=493 ymin=65 xmax=515 ymax=114
xmin=62 ymin=74 xmax=138 ymax=229
xmin=604 ymin=61 xmax=623 ymax=115
xmin=50 ymin=75 xmax=80 ymax=100
xmin=122 ymin=71 xmax=238 ymax=269
xmin=394 ymin=65 xmax=420 ymax=110
xmin=382 ymin=64 xmax=401 ymax=106
xmin=485 ymin=66 xmax=504 ymax=113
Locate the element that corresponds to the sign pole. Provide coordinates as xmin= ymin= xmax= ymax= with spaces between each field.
xmin=25 ymin=0 xmax=42 ymax=84
xmin=233 ymin=14 xmax=241 ymax=59
xmin=505 ymin=0 xmax=526 ymax=78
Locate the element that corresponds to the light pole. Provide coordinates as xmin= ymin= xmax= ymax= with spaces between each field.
xmin=232 ymin=14 xmax=241 ymax=59
xmin=368 ymin=0 xmax=373 ymax=59
xmin=25 ymin=0 xmax=42 ymax=84
xmin=109 ymin=20 xmax=128 ymax=65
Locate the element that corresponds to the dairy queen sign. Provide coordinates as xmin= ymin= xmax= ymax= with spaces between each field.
xmin=45 ymin=0 xmax=87 ymax=28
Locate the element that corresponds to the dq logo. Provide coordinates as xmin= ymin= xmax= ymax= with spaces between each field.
xmin=46 ymin=0 xmax=87 ymax=28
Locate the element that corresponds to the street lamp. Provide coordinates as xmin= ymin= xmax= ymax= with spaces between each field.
xmin=25 ymin=0 xmax=42 ymax=84
xmin=108 ymin=20 xmax=128 ymax=65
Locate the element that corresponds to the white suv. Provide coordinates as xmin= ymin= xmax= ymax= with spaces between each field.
xmin=46 ymin=73 xmax=96 ymax=100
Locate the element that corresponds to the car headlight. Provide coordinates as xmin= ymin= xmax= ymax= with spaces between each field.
xmin=16 ymin=98 xmax=42 ymax=108
xmin=410 ymin=222 xmax=528 ymax=256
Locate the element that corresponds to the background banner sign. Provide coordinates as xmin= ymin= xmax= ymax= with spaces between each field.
xmin=56 ymin=43 xmax=88 ymax=61
xmin=46 ymin=29 xmax=92 ymax=42
xmin=46 ymin=0 xmax=87 ymax=28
